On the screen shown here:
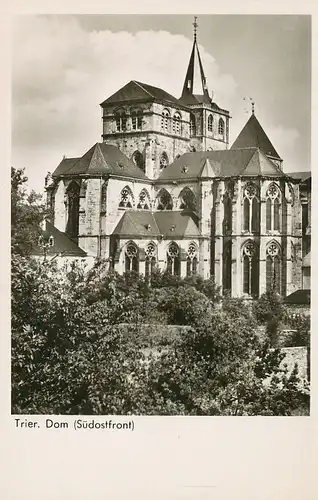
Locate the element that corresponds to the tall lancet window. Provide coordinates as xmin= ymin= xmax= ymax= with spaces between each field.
xmin=223 ymin=240 xmax=232 ymax=292
xmin=145 ymin=242 xmax=157 ymax=278
xmin=66 ymin=181 xmax=80 ymax=240
xmin=131 ymin=109 xmax=143 ymax=130
xmin=218 ymin=118 xmax=225 ymax=135
xmin=223 ymin=192 xmax=232 ymax=234
xmin=167 ymin=243 xmax=180 ymax=276
xmin=100 ymin=181 xmax=107 ymax=214
xmin=243 ymin=183 xmax=259 ymax=233
xmin=208 ymin=114 xmax=213 ymax=132
xmin=266 ymin=183 xmax=281 ymax=231
xmin=137 ymin=188 xmax=150 ymax=210
xmin=125 ymin=243 xmax=139 ymax=273
xmin=190 ymin=114 xmax=196 ymax=136
xmin=186 ymin=242 xmax=198 ymax=276
xmin=266 ymin=241 xmax=281 ymax=294
xmin=242 ymin=240 xmax=259 ymax=296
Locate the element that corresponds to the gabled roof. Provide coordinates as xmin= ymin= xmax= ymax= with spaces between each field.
xmin=53 ymin=143 xmax=148 ymax=180
xmin=32 ymin=221 xmax=87 ymax=257
xmin=52 ymin=157 xmax=80 ymax=177
xmin=158 ymin=148 xmax=283 ymax=181
xmin=112 ymin=210 xmax=200 ymax=238
xmin=231 ymin=113 xmax=281 ymax=160
xmin=100 ymin=80 xmax=182 ymax=108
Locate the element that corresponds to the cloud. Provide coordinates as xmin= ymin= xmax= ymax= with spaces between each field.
xmin=12 ymin=15 xmax=304 ymax=193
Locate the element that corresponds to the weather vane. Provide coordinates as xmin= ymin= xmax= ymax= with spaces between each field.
xmin=193 ymin=16 xmax=198 ymax=41
xmin=243 ymin=96 xmax=255 ymax=114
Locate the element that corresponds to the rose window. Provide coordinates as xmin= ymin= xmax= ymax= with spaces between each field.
xmin=126 ymin=244 xmax=137 ymax=258
xmin=267 ymin=183 xmax=279 ymax=199
xmin=146 ymin=242 xmax=156 ymax=257
xmin=267 ymin=242 xmax=279 ymax=257
xmin=168 ymin=244 xmax=179 ymax=258
xmin=244 ymin=183 xmax=257 ymax=199
xmin=243 ymin=242 xmax=256 ymax=258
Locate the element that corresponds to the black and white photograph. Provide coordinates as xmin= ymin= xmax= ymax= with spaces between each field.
xmin=11 ymin=14 xmax=311 ymax=416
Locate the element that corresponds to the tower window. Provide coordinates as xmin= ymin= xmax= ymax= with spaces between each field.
xmin=161 ymin=109 xmax=170 ymax=133
xmin=218 ymin=117 xmax=225 ymax=135
xmin=208 ymin=114 xmax=213 ymax=132
xmin=114 ymin=110 xmax=127 ymax=132
xmin=65 ymin=181 xmax=80 ymax=240
xmin=172 ymin=113 xmax=181 ymax=135
xmin=131 ymin=109 xmax=143 ymax=130
xmin=190 ymin=114 xmax=196 ymax=136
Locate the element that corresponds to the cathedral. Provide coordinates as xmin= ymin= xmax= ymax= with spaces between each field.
xmin=42 ymin=21 xmax=311 ymax=299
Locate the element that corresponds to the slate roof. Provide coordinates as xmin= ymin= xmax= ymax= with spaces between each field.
xmin=52 ymin=157 xmax=80 ymax=177
xmin=32 ymin=221 xmax=87 ymax=257
xmin=231 ymin=113 xmax=281 ymax=160
xmin=112 ymin=210 xmax=200 ymax=238
xmin=100 ymin=80 xmax=182 ymax=108
xmin=158 ymin=148 xmax=283 ymax=181
xmin=52 ymin=143 xmax=148 ymax=180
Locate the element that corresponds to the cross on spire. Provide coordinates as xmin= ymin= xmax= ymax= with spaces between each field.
xmin=193 ymin=16 xmax=198 ymax=41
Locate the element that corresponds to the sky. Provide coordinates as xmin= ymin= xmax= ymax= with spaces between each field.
xmin=11 ymin=14 xmax=311 ymax=193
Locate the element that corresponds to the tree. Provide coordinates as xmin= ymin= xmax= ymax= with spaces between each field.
xmin=11 ymin=167 xmax=47 ymax=256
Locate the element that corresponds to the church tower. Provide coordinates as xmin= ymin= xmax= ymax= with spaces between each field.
xmin=179 ymin=17 xmax=230 ymax=152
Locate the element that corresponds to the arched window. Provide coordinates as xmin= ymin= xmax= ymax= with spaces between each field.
xmin=145 ymin=242 xmax=157 ymax=278
xmin=266 ymin=183 xmax=281 ymax=231
xmin=167 ymin=243 xmax=180 ymax=276
xmin=243 ymin=183 xmax=259 ymax=233
xmin=242 ymin=241 xmax=259 ymax=296
xmin=172 ymin=113 xmax=181 ymax=135
xmin=137 ymin=188 xmax=150 ymax=210
xmin=132 ymin=150 xmax=145 ymax=172
xmin=186 ymin=242 xmax=198 ymax=276
xmin=179 ymin=187 xmax=197 ymax=212
xmin=125 ymin=243 xmax=139 ymax=272
xmin=223 ymin=240 xmax=232 ymax=291
xmin=159 ymin=152 xmax=169 ymax=170
xmin=208 ymin=114 xmax=213 ymax=132
xmin=266 ymin=241 xmax=281 ymax=294
xmin=114 ymin=109 xmax=127 ymax=132
xmin=156 ymin=188 xmax=173 ymax=210
xmin=65 ymin=181 xmax=80 ymax=239
xmin=131 ymin=109 xmax=143 ymax=130
xmin=100 ymin=181 xmax=107 ymax=214
xmin=161 ymin=109 xmax=170 ymax=133
xmin=119 ymin=186 xmax=134 ymax=209
xmin=218 ymin=117 xmax=225 ymax=135
xmin=190 ymin=113 xmax=196 ymax=136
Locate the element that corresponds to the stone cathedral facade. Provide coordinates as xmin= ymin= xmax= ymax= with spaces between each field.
xmin=43 ymin=26 xmax=311 ymax=299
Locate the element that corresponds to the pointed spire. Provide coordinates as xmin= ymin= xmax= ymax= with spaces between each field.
xmin=180 ymin=16 xmax=211 ymax=105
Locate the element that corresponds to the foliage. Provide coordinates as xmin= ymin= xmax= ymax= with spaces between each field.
xmin=11 ymin=255 xmax=310 ymax=416
xmin=253 ymin=290 xmax=285 ymax=324
xmin=11 ymin=167 xmax=47 ymax=256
